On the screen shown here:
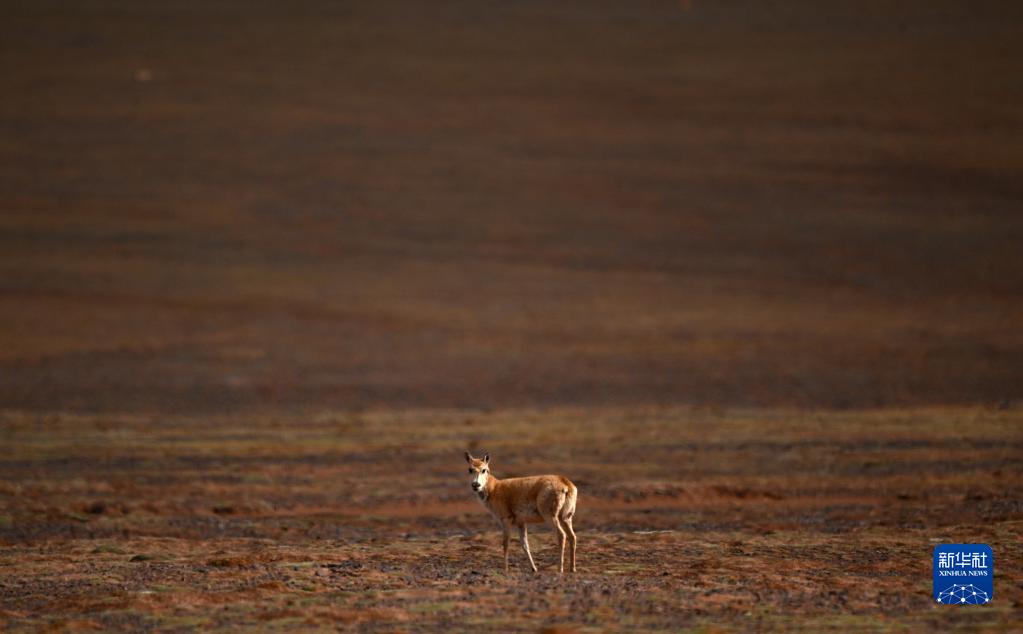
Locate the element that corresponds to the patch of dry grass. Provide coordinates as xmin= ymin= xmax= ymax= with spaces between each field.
xmin=1 ymin=406 xmax=1020 ymax=630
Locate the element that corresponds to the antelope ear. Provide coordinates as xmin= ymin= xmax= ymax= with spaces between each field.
xmin=464 ymin=451 xmax=473 ymax=464
xmin=483 ymin=453 xmax=490 ymax=464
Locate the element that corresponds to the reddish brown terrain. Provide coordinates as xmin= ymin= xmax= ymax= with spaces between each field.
xmin=1 ymin=0 xmax=1022 ymax=630
xmin=2 ymin=408 xmax=1021 ymax=630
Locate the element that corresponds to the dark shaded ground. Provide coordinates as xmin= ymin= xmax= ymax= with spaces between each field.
xmin=1 ymin=408 xmax=1021 ymax=631
xmin=1 ymin=0 xmax=1022 ymax=414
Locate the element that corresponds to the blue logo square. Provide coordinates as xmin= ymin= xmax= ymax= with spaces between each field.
xmin=933 ymin=544 xmax=993 ymax=604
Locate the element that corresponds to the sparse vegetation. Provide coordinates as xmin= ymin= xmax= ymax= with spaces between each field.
xmin=1 ymin=0 xmax=1021 ymax=630
xmin=1 ymin=407 xmax=1020 ymax=630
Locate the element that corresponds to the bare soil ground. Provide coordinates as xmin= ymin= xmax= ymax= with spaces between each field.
xmin=2 ymin=0 xmax=1023 ymax=630
xmin=1 ymin=407 xmax=1021 ymax=631
xmin=2 ymin=1 xmax=1022 ymax=415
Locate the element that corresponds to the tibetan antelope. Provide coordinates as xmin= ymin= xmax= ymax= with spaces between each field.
xmin=464 ymin=451 xmax=578 ymax=573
